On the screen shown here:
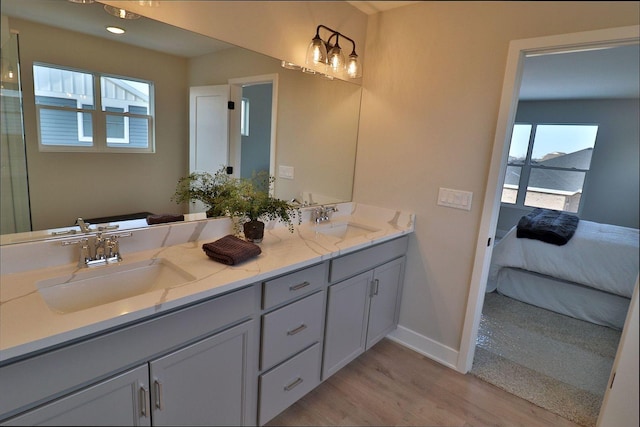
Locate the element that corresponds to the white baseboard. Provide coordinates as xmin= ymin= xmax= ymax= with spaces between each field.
xmin=387 ymin=325 xmax=460 ymax=371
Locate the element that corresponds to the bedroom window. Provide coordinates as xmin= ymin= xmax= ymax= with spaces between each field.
xmin=501 ymin=123 xmax=598 ymax=213
xmin=33 ymin=63 xmax=154 ymax=153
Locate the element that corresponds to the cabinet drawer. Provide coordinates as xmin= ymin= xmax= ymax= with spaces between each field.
xmin=329 ymin=236 xmax=408 ymax=283
xmin=259 ymin=343 xmax=321 ymax=425
xmin=261 ymin=291 xmax=324 ymax=370
xmin=262 ymin=263 xmax=326 ymax=309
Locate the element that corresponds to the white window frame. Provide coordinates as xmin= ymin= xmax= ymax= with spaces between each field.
xmin=34 ymin=63 xmax=155 ymax=153
xmin=501 ymin=122 xmax=598 ymax=214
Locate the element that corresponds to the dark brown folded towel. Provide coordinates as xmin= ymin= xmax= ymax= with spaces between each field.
xmin=202 ymin=235 xmax=261 ymax=265
xmin=146 ymin=214 xmax=185 ymax=225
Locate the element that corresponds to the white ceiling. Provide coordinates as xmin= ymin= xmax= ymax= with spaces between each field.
xmin=347 ymin=1 xmax=419 ymax=15
xmin=2 ymin=0 xmax=639 ymax=101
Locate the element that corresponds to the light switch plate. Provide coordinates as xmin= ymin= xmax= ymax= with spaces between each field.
xmin=437 ymin=187 xmax=473 ymax=211
xmin=278 ymin=165 xmax=294 ymax=180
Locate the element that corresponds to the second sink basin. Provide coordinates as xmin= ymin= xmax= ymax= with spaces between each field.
xmin=314 ymin=221 xmax=380 ymax=239
xmin=36 ymin=258 xmax=196 ymax=314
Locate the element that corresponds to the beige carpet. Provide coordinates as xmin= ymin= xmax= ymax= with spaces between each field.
xmin=471 ymin=292 xmax=621 ymax=427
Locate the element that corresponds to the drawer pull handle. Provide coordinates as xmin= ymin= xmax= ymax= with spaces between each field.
xmin=284 ymin=377 xmax=303 ymax=391
xmin=287 ymin=323 xmax=307 ymax=335
xmin=154 ymin=379 xmax=163 ymax=410
xmin=289 ymin=281 xmax=311 ymax=291
xmin=139 ymin=385 xmax=149 ymax=417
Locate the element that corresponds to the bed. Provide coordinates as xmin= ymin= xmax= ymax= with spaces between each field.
xmin=487 ymin=211 xmax=639 ymax=329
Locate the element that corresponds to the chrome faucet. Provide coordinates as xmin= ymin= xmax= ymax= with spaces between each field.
xmin=311 ymin=205 xmax=338 ymax=224
xmin=62 ymin=232 xmax=131 ymax=268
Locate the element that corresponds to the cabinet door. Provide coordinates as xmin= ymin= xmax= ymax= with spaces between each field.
xmin=3 ymin=365 xmax=150 ymax=426
xmin=322 ymin=270 xmax=372 ymax=380
xmin=149 ymin=320 xmax=254 ymax=426
xmin=366 ymin=257 xmax=405 ymax=349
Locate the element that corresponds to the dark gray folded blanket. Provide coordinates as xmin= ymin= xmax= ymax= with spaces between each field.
xmin=202 ymin=235 xmax=261 ymax=265
xmin=146 ymin=214 xmax=185 ymax=225
xmin=516 ymin=208 xmax=579 ymax=246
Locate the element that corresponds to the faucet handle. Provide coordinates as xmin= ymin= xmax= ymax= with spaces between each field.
xmin=76 ymin=218 xmax=92 ymax=233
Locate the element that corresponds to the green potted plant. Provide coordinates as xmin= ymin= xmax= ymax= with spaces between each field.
xmin=173 ymin=167 xmax=300 ymax=242
xmin=171 ymin=168 xmax=235 ymax=218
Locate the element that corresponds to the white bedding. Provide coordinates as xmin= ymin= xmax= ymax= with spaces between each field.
xmin=488 ymin=220 xmax=639 ymax=298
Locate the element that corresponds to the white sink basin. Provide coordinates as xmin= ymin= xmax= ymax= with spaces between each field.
xmin=314 ymin=221 xmax=380 ymax=239
xmin=36 ymin=258 xmax=196 ymax=314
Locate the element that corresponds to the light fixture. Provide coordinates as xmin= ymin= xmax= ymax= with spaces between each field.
xmin=7 ymin=65 xmax=14 ymax=79
xmin=281 ymin=61 xmax=302 ymax=71
xmin=106 ymin=26 xmax=126 ymax=35
xmin=104 ymin=5 xmax=141 ymax=20
xmin=67 ymin=0 xmax=95 ymax=3
xmin=305 ymin=25 xmax=361 ymax=79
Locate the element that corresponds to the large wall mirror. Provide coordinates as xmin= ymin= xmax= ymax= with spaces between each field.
xmin=0 ymin=0 xmax=362 ymax=244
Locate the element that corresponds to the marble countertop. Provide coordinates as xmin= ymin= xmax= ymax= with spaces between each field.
xmin=0 ymin=203 xmax=414 ymax=363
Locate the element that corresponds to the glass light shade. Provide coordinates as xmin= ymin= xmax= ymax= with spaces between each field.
xmin=346 ymin=53 xmax=362 ymax=78
xmin=306 ymin=36 xmax=328 ymax=66
xmin=328 ymin=45 xmax=345 ymax=73
xmin=281 ymin=61 xmax=302 ymax=70
xmin=104 ymin=5 xmax=141 ymax=19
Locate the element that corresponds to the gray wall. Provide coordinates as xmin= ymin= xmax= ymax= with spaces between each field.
xmin=498 ymin=98 xmax=640 ymax=234
xmin=240 ymin=84 xmax=272 ymax=180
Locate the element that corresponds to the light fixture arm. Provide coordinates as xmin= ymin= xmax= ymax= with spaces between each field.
xmin=315 ymin=25 xmax=357 ymax=56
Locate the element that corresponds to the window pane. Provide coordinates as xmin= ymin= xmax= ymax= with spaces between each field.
xmin=507 ymin=124 xmax=531 ymax=165
xmin=525 ymin=168 xmax=586 ymax=212
xmin=105 ymin=107 xmax=125 ymax=140
xmin=241 ymin=98 xmax=249 ymax=137
xmin=101 ymin=76 xmax=150 ymax=112
xmin=126 ymin=106 xmax=149 ymax=148
xmin=531 ymin=124 xmax=597 ymax=168
xmin=33 ymin=65 xmax=94 ymax=108
xmin=501 ymin=165 xmax=521 ymax=204
xmin=39 ymin=109 xmax=92 ymax=146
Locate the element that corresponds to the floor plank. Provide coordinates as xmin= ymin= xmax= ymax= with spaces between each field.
xmin=267 ymin=339 xmax=583 ymax=426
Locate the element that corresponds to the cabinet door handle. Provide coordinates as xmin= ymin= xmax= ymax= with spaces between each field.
xmin=154 ymin=379 xmax=163 ymax=410
xmin=287 ymin=323 xmax=307 ymax=335
xmin=289 ymin=281 xmax=311 ymax=291
xmin=139 ymin=385 xmax=149 ymax=417
xmin=370 ymin=279 xmax=380 ymax=297
xmin=284 ymin=377 xmax=303 ymax=391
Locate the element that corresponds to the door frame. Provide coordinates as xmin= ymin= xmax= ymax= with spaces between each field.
xmin=228 ymin=74 xmax=278 ymax=189
xmin=457 ymin=25 xmax=640 ymax=373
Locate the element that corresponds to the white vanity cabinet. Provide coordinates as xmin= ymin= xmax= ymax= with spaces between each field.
xmin=323 ymin=237 xmax=407 ymax=379
xmin=0 ymin=224 xmax=413 ymax=427
xmin=0 ymin=286 xmax=259 ymax=426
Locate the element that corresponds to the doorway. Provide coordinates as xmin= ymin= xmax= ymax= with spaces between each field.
xmin=458 ymin=24 xmax=640 ymax=425
xmin=228 ymin=74 xmax=277 ymax=187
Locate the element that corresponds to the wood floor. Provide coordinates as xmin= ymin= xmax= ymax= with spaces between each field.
xmin=266 ymin=339 xmax=583 ymax=427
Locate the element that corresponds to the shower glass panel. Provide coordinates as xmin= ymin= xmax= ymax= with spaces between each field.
xmin=1 ymin=31 xmax=31 ymax=234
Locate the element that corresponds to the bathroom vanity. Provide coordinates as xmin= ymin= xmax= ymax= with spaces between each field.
xmin=0 ymin=203 xmax=414 ymax=426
